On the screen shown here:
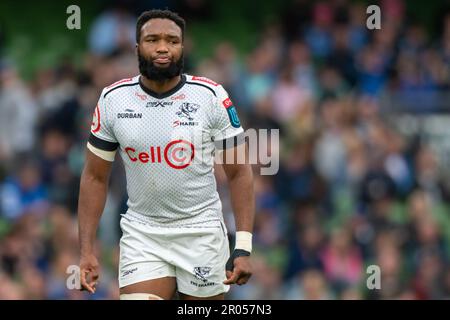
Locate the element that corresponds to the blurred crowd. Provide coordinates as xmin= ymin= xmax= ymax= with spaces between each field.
xmin=1 ymin=0 xmax=450 ymax=299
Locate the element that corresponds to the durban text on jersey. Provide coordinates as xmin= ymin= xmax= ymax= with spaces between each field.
xmin=117 ymin=112 xmax=143 ymax=119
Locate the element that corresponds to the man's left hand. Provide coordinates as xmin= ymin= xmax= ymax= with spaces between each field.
xmin=223 ymin=255 xmax=252 ymax=285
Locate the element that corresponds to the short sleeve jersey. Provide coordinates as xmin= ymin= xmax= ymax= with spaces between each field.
xmin=89 ymin=74 xmax=244 ymax=227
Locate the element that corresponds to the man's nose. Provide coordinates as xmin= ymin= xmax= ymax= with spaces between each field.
xmin=156 ymin=41 xmax=169 ymax=52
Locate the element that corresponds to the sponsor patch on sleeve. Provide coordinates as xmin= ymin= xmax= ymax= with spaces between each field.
xmin=222 ymin=98 xmax=241 ymax=128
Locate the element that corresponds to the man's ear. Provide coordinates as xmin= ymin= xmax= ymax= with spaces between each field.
xmin=135 ymin=44 xmax=139 ymax=56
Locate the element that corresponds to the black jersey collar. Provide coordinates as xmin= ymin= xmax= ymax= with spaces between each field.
xmin=138 ymin=74 xmax=186 ymax=99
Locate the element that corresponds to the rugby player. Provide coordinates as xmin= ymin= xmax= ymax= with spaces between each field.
xmin=78 ymin=9 xmax=255 ymax=300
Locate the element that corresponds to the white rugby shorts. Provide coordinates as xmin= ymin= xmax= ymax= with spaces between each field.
xmin=118 ymin=216 xmax=231 ymax=297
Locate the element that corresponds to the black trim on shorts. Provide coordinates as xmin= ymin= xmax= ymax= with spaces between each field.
xmin=88 ymin=133 xmax=119 ymax=151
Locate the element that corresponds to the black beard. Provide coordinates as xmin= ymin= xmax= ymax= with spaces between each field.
xmin=138 ymin=50 xmax=184 ymax=81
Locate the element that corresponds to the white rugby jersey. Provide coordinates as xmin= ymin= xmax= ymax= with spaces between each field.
xmin=88 ymin=74 xmax=244 ymax=227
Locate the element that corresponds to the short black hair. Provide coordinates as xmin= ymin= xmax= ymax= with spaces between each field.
xmin=136 ymin=9 xmax=185 ymax=43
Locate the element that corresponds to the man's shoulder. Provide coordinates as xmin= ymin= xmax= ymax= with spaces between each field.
xmin=186 ymin=74 xmax=220 ymax=87
xmin=185 ymin=74 xmax=224 ymax=97
xmin=102 ymin=75 xmax=140 ymax=99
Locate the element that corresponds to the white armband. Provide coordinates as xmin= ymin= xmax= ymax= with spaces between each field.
xmin=87 ymin=142 xmax=117 ymax=162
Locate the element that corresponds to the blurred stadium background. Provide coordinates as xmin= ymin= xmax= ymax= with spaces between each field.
xmin=1 ymin=0 xmax=450 ymax=299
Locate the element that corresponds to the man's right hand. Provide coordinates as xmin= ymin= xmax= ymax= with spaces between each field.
xmin=79 ymin=254 xmax=100 ymax=294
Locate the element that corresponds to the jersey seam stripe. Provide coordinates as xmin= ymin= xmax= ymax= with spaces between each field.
xmin=103 ymin=82 xmax=139 ymax=98
xmin=185 ymin=81 xmax=217 ymax=97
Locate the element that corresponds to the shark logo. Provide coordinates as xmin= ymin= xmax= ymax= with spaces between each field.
xmin=176 ymin=103 xmax=199 ymax=121
xmin=193 ymin=267 xmax=211 ymax=283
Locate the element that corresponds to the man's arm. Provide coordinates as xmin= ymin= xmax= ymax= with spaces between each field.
xmin=221 ymin=142 xmax=255 ymax=286
xmin=78 ymin=149 xmax=113 ymax=293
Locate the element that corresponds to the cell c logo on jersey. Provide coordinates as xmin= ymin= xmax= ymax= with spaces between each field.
xmin=125 ymin=140 xmax=195 ymax=170
xmin=164 ymin=140 xmax=195 ymax=169
xmin=91 ymin=104 xmax=100 ymax=133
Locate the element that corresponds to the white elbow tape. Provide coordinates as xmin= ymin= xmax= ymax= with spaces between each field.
xmin=235 ymin=231 xmax=253 ymax=253
xmin=87 ymin=142 xmax=117 ymax=162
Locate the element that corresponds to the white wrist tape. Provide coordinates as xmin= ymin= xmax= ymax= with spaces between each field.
xmin=235 ymin=231 xmax=252 ymax=253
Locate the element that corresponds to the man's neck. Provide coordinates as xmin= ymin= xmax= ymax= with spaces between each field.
xmin=140 ymin=75 xmax=181 ymax=95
